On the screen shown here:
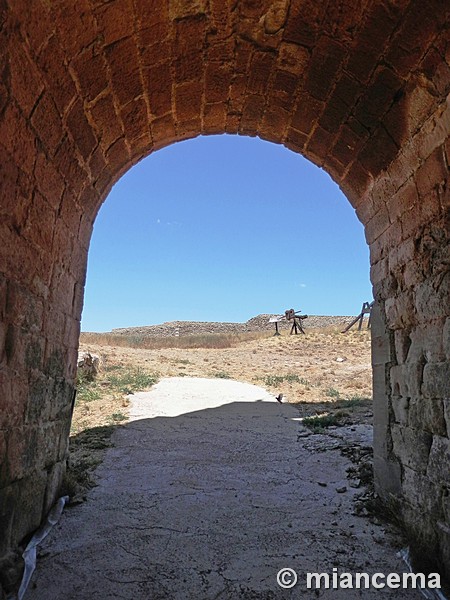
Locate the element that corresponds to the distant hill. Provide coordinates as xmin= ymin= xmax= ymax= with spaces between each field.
xmin=109 ymin=314 xmax=357 ymax=338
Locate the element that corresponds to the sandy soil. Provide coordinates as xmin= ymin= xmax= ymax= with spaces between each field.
xmin=74 ymin=328 xmax=372 ymax=434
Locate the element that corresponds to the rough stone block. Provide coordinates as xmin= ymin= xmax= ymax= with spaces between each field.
xmin=402 ymin=465 xmax=443 ymax=516
xmin=409 ymin=397 xmax=446 ymax=436
xmin=53 ymin=0 xmax=97 ymax=57
xmin=406 ymin=359 xmax=426 ymax=398
xmin=403 ymin=259 xmax=425 ymax=287
xmin=427 ymin=435 xmax=450 ymax=484
xmin=43 ymin=460 xmax=66 ymax=515
xmin=0 ymin=104 xmax=36 ymax=177
xmin=7 ymin=426 xmax=40 ymax=481
xmin=66 ymin=99 xmax=98 ymax=162
xmin=444 ymin=317 xmax=450 ymax=359
xmin=175 ymin=81 xmax=203 ymax=123
xmin=290 ymin=93 xmax=324 ymax=135
xmin=283 ymin=0 xmax=327 ymax=47
xmin=373 ymin=455 xmax=402 ymax=498
xmin=416 ymin=146 xmax=447 ymax=197
xmin=0 ymin=483 xmax=17 ymax=554
xmin=370 ymin=257 xmax=388 ymax=286
xmin=371 ymin=324 xmax=392 ymax=365
xmin=0 ymin=375 xmax=26 ymax=431
xmin=407 ymin=320 xmax=446 ymax=363
xmin=0 ymin=548 xmax=24 ymax=594
xmin=444 ymin=399 xmax=450 ymax=437
xmin=390 ymin=364 xmax=408 ymax=397
xmin=105 ymin=38 xmax=142 ymax=108
xmin=30 ymin=93 xmax=64 ymax=156
xmin=304 ymin=37 xmax=347 ymax=101
xmin=394 ymin=329 xmax=412 ymax=364
xmin=49 ymin=378 xmax=75 ymax=422
xmin=392 ymin=396 xmax=409 ymax=425
xmin=391 ymin=424 xmax=432 ymax=474
xmin=414 ymin=273 xmax=450 ymax=322
xmin=169 ymin=0 xmax=207 ymax=20
xmin=90 ymin=93 xmax=123 ymax=152
xmin=388 ymin=236 xmax=416 ymax=271
xmin=11 ymin=470 xmax=47 ymax=548
xmin=372 ymin=364 xmax=391 ymax=459
xmin=26 ymin=372 xmax=52 ymax=423
xmin=400 ymin=503 xmax=439 ymax=564
xmin=366 ymin=205 xmax=390 ymax=244
xmin=423 ymin=362 xmax=450 ymax=399
xmin=436 ymin=522 xmax=450 ymax=581
xmin=9 ymin=43 xmax=44 ymax=117
xmin=385 ymin=291 xmax=415 ymax=330
xmin=95 ymin=0 xmax=134 ymax=46
xmin=277 ymin=42 xmax=310 ymax=74
xmin=72 ymin=48 xmax=109 ymax=103
xmin=442 ymin=487 xmax=450 ymax=524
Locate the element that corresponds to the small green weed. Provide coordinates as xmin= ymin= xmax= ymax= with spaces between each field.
xmin=260 ymin=374 xmax=310 ymax=387
xmin=325 ymin=387 xmax=340 ymax=398
xmin=75 ymin=367 xmax=158 ymax=406
xmin=103 ymin=368 xmax=158 ymax=395
xmin=76 ymin=384 xmax=102 ymax=403
xmin=212 ymin=371 xmax=231 ymax=379
xmin=302 ymin=413 xmax=343 ymax=433
xmin=337 ymin=396 xmax=372 ymax=409
xmin=109 ymin=412 xmax=127 ymax=423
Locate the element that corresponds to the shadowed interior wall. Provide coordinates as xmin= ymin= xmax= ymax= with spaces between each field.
xmin=0 ymin=0 xmax=449 ymax=589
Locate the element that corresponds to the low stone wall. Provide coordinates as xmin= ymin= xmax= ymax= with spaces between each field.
xmin=110 ymin=314 xmax=357 ymax=338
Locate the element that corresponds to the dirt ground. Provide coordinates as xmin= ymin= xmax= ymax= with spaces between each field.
xmin=26 ymin=378 xmax=423 ymax=600
xmin=23 ymin=328 xmax=447 ymax=598
xmin=74 ymin=327 xmax=372 ymax=436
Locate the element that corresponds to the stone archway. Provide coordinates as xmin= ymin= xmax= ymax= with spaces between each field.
xmin=0 ymin=0 xmax=449 ymax=585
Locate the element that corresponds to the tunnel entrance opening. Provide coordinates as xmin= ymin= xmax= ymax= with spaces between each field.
xmin=73 ymin=133 xmax=373 ymax=490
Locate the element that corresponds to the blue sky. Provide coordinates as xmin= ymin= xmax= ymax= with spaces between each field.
xmin=81 ymin=135 xmax=372 ymax=332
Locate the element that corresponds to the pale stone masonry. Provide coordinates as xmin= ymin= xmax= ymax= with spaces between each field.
xmin=0 ymin=0 xmax=449 ymax=593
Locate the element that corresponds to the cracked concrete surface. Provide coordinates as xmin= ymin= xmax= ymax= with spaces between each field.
xmin=25 ymin=378 xmax=420 ymax=599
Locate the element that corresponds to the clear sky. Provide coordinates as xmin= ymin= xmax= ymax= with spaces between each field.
xmin=81 ymin=134 xmax=372 ymax=332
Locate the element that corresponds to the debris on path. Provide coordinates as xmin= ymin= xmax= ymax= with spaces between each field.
xmin=25 ymin=378 xmax=420 ymax=600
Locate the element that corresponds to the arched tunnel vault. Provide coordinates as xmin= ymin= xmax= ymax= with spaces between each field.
xmin=0 ymin=0 xmax=449 ymax=588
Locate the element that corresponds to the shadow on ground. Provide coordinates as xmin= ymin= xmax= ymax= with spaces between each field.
xmin=25 ymin=384 xmax=420 ymax=600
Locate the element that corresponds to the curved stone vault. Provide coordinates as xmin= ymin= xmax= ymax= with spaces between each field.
xmin=0 ymin=0 xmax=449 ymax=591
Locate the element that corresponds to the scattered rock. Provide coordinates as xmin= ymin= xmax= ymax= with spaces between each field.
xmin=336 ymin=486 xmax=347 ymax=493
xmin=335 ymin=357 xmax=347 ymax=362
xmin=77 ymin=352 xmax=101 ymax=381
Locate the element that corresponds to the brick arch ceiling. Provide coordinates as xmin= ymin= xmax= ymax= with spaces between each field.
xmin=4 ymin=0 xmax=448 ymax=234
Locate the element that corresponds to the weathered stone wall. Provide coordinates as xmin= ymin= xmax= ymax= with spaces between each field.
xmin=370 ymin=95 xmax=450 ymax=576
xmin=0 ymin=0 xmax=449 ymax=590
xmin=109 ymin=315 xmax=356 ymax=337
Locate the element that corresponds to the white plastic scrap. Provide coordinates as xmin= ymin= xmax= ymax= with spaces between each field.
xmin=7 ymin=496 xmax=69 ymax=600
xmin=398 ymin=547 xmax=448 ymax=600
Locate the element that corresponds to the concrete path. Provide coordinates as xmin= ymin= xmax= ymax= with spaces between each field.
xmin=25 ymin=378 xmax=420 ymax=599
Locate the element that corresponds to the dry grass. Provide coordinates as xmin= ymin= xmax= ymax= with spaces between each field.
xmin=72 ymin=365 xmax=158 ymax=435
xmin=80 ymin=330 xmax=269 ymax=350
xmin=75 ymin=326 xmax=372 ymax=432
xmin=69 ymin=326 xmax=372 ymax=497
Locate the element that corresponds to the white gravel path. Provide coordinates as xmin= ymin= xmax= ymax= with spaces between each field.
xmin=25 ymin=377 xmax=421 ymax=599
